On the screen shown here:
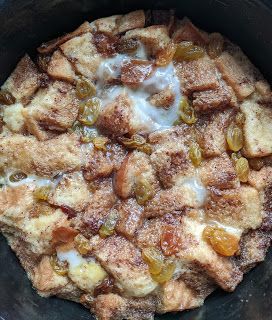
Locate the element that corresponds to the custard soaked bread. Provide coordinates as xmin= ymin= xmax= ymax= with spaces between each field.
xmin=0 ymin=9 xmax=271 ymax=320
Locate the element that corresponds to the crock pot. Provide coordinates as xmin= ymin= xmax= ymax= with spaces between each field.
xmin=0 ymin=0 xmax=271 ymax=319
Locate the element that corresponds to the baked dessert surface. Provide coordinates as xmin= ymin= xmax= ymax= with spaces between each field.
xmin=0 ymin=9 xmax=271 ymax=320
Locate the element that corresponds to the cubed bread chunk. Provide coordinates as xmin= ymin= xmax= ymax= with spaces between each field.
xmin=241 ymin=101 xmax=272 ymax=157
xmin=114 ymin=150 xmax=158 ymax=198
xmin=3 ymin=102 xmax=25 ymax=132
xmin=115 ymin=199 xmax=144 ymax=239
xmin=123 ymin=26 xmax=170 ymax=56
xmin=49 ymin=172 xmax=90 ymax=212
xmin=148 ymin=88 xmax=175 ymax=108
xmin=96 ymin=94 xmax=133 ymax=136
xmin=175 ymin=56 xmax=219 ymax=95
xmin=33 ymin=255 xmax=69 ymax=294
xmin=76 ymin=179 xmax=117 ymax=236
xmin=157 ymin=279 xmax=205 ymax=312
xmin=83 ymin=143 xmax=126 ymax=181
xmin=118 ymin=10 xmax=146 ymax=34
xmin=172 ymin=18 xmax=208 ymax=45
xmin=93 ymin=235 xmax=158 ymax=297
xmin=0 ymin=185 xmax=69 ymax=254
xmin=196 ymin=108 xmax=235 ymax=157
xmin=2 ymin=55 xmax=41 ymax=104
xmin=47 ymin=50 xmax=76 ymax=83
xmin=0 ymin=133 xmax=81 ymax=177
xmin=93 ymin=294 xmax=156 ymax=320
xmin=23 ymin=81 xmax=79 ymax=140
xmin=215 ymin=52 xmax=255 ymax=100
xmin=199 ymin=153 xmax=239 ymax=189
xmin=94 ymin=15 xmax=122 ymax=34
xmin=60 ymin=32 xmax=102 ymax=80
xmin=193 ymin=79 xmax=237 ymax=111
xmin=38 ymin=21 xmax=92 ymax=53
xmin=236 ymin=230 xmax=271 ymax=272
xmin=205 ymin=186 xmax=262 ymax=231
xmin=94 ymin=10 xmax=145 ymax=35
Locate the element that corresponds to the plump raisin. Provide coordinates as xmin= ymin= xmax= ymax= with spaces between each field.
xmin=151 ymin=260 xmax=175 ymax=283
xmin=118 ymin=134 xmax=152 ymax=154
xmin=76 ymin=78 xmax=96 ymax=99
xmin=230 ymin=152 xmax=242 ymax=163
xmin=50 ymin=255 xmax=68 ymax=276
xmin=92 ymin=136 xmax=109 ymax=151
xmin=174 ymin=41 xmax=205 ymax=62
xmin=135 ymin=178 xmax=154 ymax=205
xmin=226 ymin=124 xmax=243 ymax=152
xmin=178 ymin=97 xmax=197 ymax=125
xmin=142 ymin=247 xmax=164 ymax=275
xmin=203 ymin=226 xmax=239 ymax=256
xmin=189 ymin=143 xmax=202 ymax=167
xmin=235 ymin=157 xmax=249 ymax=182
xmin=160 ymin=225 xmax=181 ymax=256
xmin=78 ymin=98 xmax=101 ymax=126
xmin=99 ymin=210 xmax=119 ymax=238
xmin=74 ymin=234 xmax=91 ymax=255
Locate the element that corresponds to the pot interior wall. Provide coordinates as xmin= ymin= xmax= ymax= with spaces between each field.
xmin=0 ymin=0 xmax=272 ymax=319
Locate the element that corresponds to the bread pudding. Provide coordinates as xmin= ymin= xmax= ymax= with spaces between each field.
xmin=0 ymin=9 xmax=271 ymax=320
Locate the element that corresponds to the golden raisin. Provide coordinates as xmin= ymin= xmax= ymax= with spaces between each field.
xmin=50 ymin=255 xmax=68 ymax=276
xmin=92 ymin=136 xmax=109 ymax=151
xmin=230 ymin=152 xmax=242 ymax=163
xmin=156 ymin=42 xmax=177 ymax=67
xmin=69 ymin=120 xmax=83 ymax=135
xmin=119 ymin=134 xmax=152 ymax=154
xmin=0 ymin=90 xmax=16 ymax=105
xmin=33 ymin=185 xmax=52 ymax=201
xmin=160 ymin=226 xmax=181 ymax=256
xmin=135 ymin=178 xmax=154 ymax=205
xmin=174 ymin=41 xmax=205 ymax=62
xmin=76 ymin=78 xmax=96 ymax=99
xmin=9 ymin=171 xmax=27 ymax=183
xmin=207 ymin=33 xmax=224 ymax=59
xmin=203 ymin=226 xmax=239 ymax=257
xmin=99 ymin=210 xmax=119 ymax=238
xmin=78 ymin=98 xmax=101 ymax=126
xmin=178 ymin=97 xmax=197 ymax=125
xmin=189 ymin=143 xmax=202 ymax=167
xmin=142 ymin=247 xmax=164 ymax=275
xmin=235 ymin=157 xmax=249 ymax=182
xmin=151 ymin=260 xmax=176 ymax=284
xmin=74 ymin=234 xmax=91 ymax=255
xmin=226 ymin=124 xmax=243 ymax=152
